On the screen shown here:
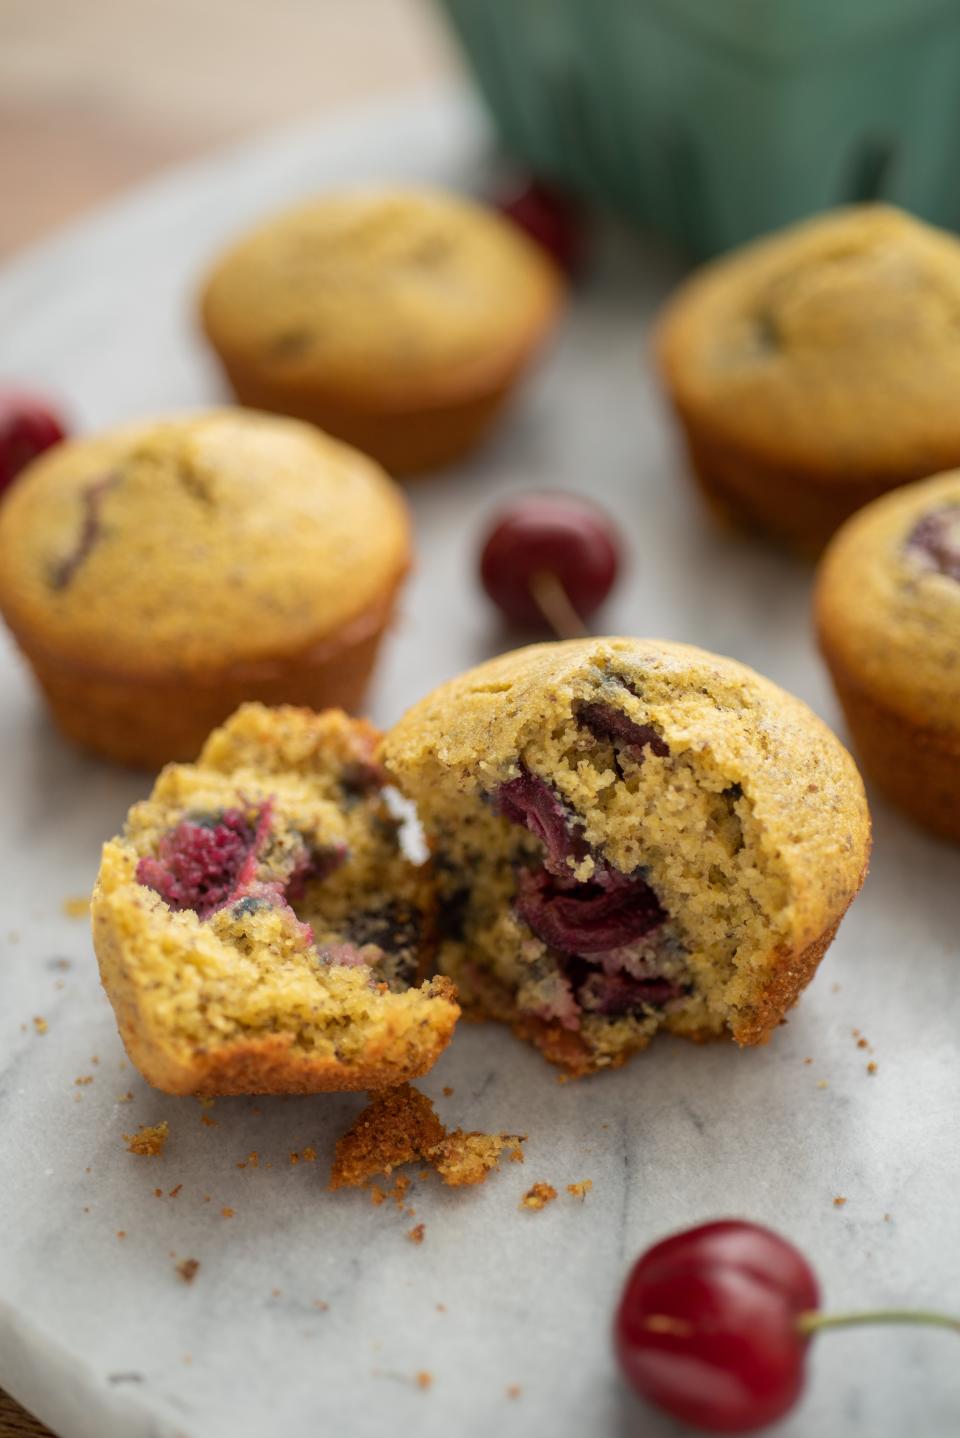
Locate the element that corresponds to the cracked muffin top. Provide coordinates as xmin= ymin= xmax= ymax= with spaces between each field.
xmin=0 ymin=408 xmax=410 ymax=676
xmin=815 ymin=470 xmax=960 ymax=734
xmin=199 ymin=185 xmax=563 ymax=404
xmin=656 ymin=205 xmax=960 ymax=483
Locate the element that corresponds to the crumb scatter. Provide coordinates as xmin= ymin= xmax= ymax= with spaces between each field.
xmin=124 ymin=1121 xmax=169 ymax=1157
xmin=329 ymin=1084 xmax=524 ymax=1192
xmin=521 ymin=1182 xmax=557 ymax=1212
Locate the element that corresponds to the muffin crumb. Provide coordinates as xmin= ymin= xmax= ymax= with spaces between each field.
xmin=124 ymin=1121 xmax=169 ymax=1157
xmin=33 ymin=1016 xmax=48 ymax=1035
xmin=329 ymin=1084 xmax=523 ymax=1191
xmin=415 ymin=1372 xmax=432 ymax=1392
xmin=521 ymin=1183 xmax=557 ymax=1212
xmin=833 ymin=1195 xmax=847 ymax=1208
xmin=867 ymin=1062 xmax=878 ymax=1075
xmin=566 ymin=1180 xmax=592 ymax=1201
xmin=407 ymin=1223 xmax=426 ymax=1244
xmin=63 ymin=895 xmax=90 ymax=918
xmin=506 ymin=1385 xmax=522 ymax=1400
xmin=176 ymin=1258 xmax=200 ymax=1284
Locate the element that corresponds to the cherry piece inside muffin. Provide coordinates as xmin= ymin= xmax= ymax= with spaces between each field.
xmin=384 ymin=639 xmax=869 ymax=1076
xmin=93 ymin=704 xmax=457 ymax=1094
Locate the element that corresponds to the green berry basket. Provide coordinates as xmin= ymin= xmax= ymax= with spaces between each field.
xmin=436 ymin=0 xmax=960 ymax=256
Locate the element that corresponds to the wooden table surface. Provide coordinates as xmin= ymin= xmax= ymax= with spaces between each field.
xmin=0 ymin=2 xmax=453 ymax=1430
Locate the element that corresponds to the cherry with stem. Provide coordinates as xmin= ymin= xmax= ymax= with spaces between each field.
xmin=616 ymin=1219 xmax=959 ymax=1434
xmin=479 ymin=491 xmax=621 ymax=640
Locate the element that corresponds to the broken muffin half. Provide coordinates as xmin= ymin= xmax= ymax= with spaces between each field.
xmin=93 ymin=703 xmax=458 ymax=1094
xmin=381 ymin=638 xmax=870 ymax=1076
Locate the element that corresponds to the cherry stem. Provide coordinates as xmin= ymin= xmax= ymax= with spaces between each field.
xmin=528 ymin=570 xmax=588 ymax=641
xmin=797 ymin=1309 xmax=960 ymax=1337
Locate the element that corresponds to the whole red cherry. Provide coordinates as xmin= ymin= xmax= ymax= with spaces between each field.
xmin=0 ymin=389 xmax=67 ymax=497
xmin=615 ymin=1220 xmax=960 ymax=1434
xmin=479 ymin=492 xmax=620 ymax=636
xmin=496 ymin=180 xmax=585 ymax=277
xmin=615 ymin=1221 xmax=819 ymax=1433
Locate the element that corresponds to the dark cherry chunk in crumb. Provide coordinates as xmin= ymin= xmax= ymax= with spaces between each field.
xmin=515 ymin=864 xmax=666 ymax=954
xmin=906 ymin=506 xmax=960 ymax=582
xmin=574 ymin=968 xmax=685 ymax=1016
xmin=137 ymin=808 xmax=261 ymax=919
xmin=576 ymin=702 xmax=669 ymax=759
xmin=493 ymin=770 xmax=588 ymax=872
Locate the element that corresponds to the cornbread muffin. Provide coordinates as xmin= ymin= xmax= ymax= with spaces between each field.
xmin=656 ymin=205 xmax=960 ymax=552
xmin=0 ymin=410 xmax=410 ymax=766
xmin=92 ymin=704 xmax=459 ymax=1094
xmin=199 ymin=185 xmax=564 ymax=475
xmin=816 ymin=472 xmax=960 ymax=842
xmin=382 ymin=639 xmax=869 ymax=1076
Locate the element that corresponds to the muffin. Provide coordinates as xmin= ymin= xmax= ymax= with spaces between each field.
xmin=382 ymin=638 xmax=869 ymax=1076
xmin=815 ymin=471 xmax=960 ymax=842
xmin=0 ymin=409 xmax=411 ymax=767
xmin=93 ymin=703 xmax=459 ymax=1095
xmin=198 ymin=185 xmax=564 ymax=475
xmin=656 ymin=205 xmax=960 ymax=552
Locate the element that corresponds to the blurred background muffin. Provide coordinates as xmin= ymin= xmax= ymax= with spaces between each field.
xmin=199 ymin=185 xmax=564 ymax=476
xmin=815 ymin=471 xmax=960 ymax=842
xmin=0 ymin=409 xmax=411 ymax=767
xmin=655 ymin=206 xmax=960 ymax=554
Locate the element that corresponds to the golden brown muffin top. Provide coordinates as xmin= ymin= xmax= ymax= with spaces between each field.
xmin=199 ymin=185 xmax=564 ymax=404
xmin=0 ymin=409 xmax=410 ymax=678
xmin=383 ymin=637 xmax=870 ymax=961
xmin=815 ymin=470 xmax=960 ymax=734
xmin=656 ymin=205 xmax=960 ymax=481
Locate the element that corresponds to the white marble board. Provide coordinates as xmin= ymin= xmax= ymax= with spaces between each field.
xmin=0 ymin=90 xmax=958 ymax=1438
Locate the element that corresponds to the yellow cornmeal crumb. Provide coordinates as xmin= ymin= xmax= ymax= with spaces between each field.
xmin=92 ymin=705 xmax=457 ymax=1096
xmin=521 ymin=1183 xmax=557 ymax=1212
xmin=33 ymin=1017 xmax=47 ymax=1035
xmin=125 ymin=1121 xmax=169 ymax=1157
xmin=383 ymin=638 xmax=869 ymax=1075
xmin=62 ymin=895 xmax=90 ymax=919
xmin=329 ymin=1084 xmax=523 ymax=1191
xmin=566 ymin=1180 xmax=592 ymax=1201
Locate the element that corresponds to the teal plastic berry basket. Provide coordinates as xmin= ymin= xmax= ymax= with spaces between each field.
xmin=436 ymin=0 xmax=960 ymax=256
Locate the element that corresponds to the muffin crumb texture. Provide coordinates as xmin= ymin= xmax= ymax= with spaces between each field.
xmin=521 ymin=1183 xmax=558 ymax=1212
xmin=124 ymin=1121 xmax=169 ymax=1157
xmin=92 ymin=704 xmax=458 ymax=1094
xmin=329 ymin=1083 xmax=525 ymax=1191
xmin=383 ymin=638 xmax=870 ymax=1075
